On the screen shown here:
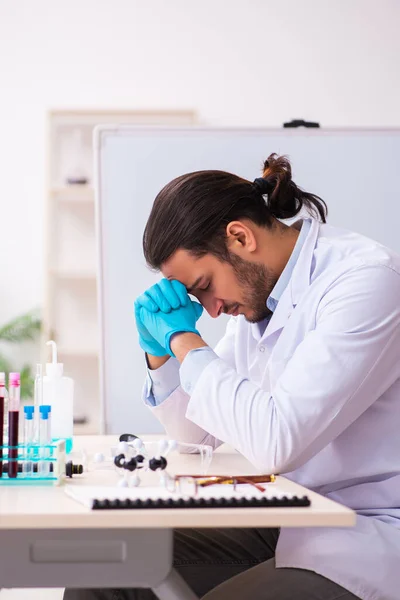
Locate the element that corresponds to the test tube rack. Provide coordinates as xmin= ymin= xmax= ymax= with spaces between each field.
xmin=0 ymin=439 xmax=77 ymax=485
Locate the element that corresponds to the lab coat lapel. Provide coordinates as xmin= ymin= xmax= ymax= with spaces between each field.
xmin=260 ymin=219 xmax=320 ymax=351
xmin=260 ymin=283 xmax=293 ymax=351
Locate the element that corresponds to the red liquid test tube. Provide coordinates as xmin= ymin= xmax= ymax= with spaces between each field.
xmin=0 ymin=372 xmax=5 ymax=478
xmin=8 ymin=372 xmax=20 ymax=479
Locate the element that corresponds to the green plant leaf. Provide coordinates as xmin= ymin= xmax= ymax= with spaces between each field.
xmin=0 ymin=311 xmax=41 ymax=343
xmin=0 ymin=354 xmax=12 ymax=375
xmin=0 ymin=310 xmax=41 ymax=400
xmin=20 ymin=364 xmax=34 ymax=400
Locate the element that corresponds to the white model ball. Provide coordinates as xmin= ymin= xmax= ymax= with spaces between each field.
xmin=167 ymin=440 xmax=178 ymax=453
xmin=130 ymin=474 xmax=141 ymax=487
xmin=117 ymin=441 xmax=129 ymax=454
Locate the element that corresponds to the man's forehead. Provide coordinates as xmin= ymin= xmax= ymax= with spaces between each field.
xmin=164 ymin=273 xmax=202 ymax=291
xmin=162 ymin=249 xmax=202 ymax=276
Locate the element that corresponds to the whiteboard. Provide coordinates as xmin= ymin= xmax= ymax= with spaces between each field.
xmin=95 ymin=126 xmax=400 ymax=434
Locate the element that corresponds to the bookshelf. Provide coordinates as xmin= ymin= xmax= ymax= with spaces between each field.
xmin=44 ymin=109 xmax=196 ymax=433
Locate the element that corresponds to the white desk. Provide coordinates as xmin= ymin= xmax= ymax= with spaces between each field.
xmin=0 ymin=435 xmax=355 ymax=600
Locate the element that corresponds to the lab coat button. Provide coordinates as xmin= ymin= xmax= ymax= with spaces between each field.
xmin=259 ymin=345 xmax=265 ymax=353
xmin=186 ymin=382 xmax=192 ymax=391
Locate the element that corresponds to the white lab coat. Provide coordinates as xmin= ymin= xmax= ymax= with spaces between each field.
xmin=146 ymin=218 xmax=400 ymax=600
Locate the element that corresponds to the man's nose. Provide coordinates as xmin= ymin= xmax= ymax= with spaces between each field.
xmin=202 ymin=296 xmax=224 ymax=319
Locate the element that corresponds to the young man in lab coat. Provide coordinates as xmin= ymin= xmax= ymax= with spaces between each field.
xmin=67 ymin=155 xmax=400 ymax=600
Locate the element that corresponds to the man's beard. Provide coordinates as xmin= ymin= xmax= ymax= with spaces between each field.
xmin=228 ymin=254 xmax=278 ymax=323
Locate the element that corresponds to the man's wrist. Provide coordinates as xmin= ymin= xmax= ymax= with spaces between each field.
xmin=146 ymin=353 xmax=170 ymax=370
xmin=170 ymin=332 xmax=207 ymax=363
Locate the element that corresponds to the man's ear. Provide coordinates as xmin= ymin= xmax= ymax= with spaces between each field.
xmin=226 ymin=221 xmax=257 ymax=255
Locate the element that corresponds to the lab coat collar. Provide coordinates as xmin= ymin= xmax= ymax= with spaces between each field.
xmin=257 ymin=218 xmax=320 ymax=347
xmin=290 ymin=217 xmax=320 ymax=307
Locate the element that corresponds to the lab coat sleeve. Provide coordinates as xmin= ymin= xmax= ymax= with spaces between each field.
xmin=143 ymin=317 xmax=238 ymax=448
xmin=185 ymin=265 xmax=400 ymax=473
xmin=144 ymin=356 xmax=181 ymax=406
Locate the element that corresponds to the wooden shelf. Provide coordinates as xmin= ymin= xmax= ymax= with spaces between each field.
xmin=51 ymin=185 xmax=94 ymax=204
xmin=57 ymin=347 xmax=99 ymax=358
xmin=73 ymin=422 xmax=99 ymax=436
xmin=50 ymin=269 xmax=97 ymax=281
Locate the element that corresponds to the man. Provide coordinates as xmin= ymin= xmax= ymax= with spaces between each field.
xmin=66 ymin=154 xmax=400 ymax=600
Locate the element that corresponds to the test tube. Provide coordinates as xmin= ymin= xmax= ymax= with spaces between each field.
xmin=39 ymin=405 xmax=51 ymax=477
xmin=33 ymin=364 xmax=43 ymax=443
xmin=0 ymin=372 xmax=6 ymax=478
xmin=23 ymin=406 xmax=35 ymax=476
xmin=7 ymin=373 xmax=20 ymax=478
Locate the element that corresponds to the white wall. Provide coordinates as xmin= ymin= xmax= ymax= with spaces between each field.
xmin=0 ymin=0 xmax=400 ymax=331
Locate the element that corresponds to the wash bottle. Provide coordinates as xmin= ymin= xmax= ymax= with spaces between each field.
xmin=43 ymin=341 xmax=74 ymax=453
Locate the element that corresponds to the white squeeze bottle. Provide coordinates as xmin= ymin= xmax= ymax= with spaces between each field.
xmin=42 ymin=340 xmax=74 ymax=453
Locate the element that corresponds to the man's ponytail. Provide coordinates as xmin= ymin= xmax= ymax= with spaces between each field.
xmin=260 ymin=154 xmax=327 ymax=222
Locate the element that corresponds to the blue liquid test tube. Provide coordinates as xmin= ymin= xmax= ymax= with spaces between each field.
xmin=39 ymin=405 xmax=51 ymax=477
xmin=33 ymin=364 xmax=43 ymax=443
xmin=23 ymin=406 xmax=35 ymax=477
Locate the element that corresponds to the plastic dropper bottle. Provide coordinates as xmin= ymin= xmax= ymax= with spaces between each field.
xmin=42 ymin=341 xmax=74 ymax=453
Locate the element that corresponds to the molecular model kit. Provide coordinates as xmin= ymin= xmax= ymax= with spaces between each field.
xmin=74 ymin=436 xmax=214 ymax=491
xmin=65 ymin=435 xmax=312 ymax=511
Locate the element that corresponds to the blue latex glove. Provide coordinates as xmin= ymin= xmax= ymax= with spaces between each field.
xmin=134 ymin=279 xmax=190 ymax=356
xmin=140 ymin=301 xmax=204 ymax=356
xmin=135 ymin=279 xmax=189 ymax=313
xmin=134 ymin=301 xmax=167 ymax=356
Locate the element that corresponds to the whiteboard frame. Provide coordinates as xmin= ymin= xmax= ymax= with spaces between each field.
xmin=94 ymin=124 xmax=400 ymax=434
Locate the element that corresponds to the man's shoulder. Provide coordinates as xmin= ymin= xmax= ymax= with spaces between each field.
xmin=314 ymin=222 xmax=400 ymax=278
